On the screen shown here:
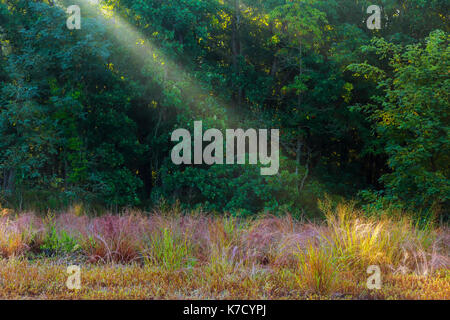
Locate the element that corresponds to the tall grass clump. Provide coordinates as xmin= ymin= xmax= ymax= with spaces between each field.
xmin=80 ymin=214 xmax=149 ymax=263
xmin=206 ymin=216 xmax=246 ymax=272
xmin=0 ymin=220 xmax=28 ymax=257
xmin=321 ymin=201 xmax=447 ymax=276
xmin=0 ymin=213 xmax=43 ymax=257
xmin=143 ymin=227 xmax=196 ymax=271
xmin=294 ymin=242 xmax=338 ymax=296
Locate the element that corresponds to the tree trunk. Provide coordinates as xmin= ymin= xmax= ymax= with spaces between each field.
xmin=231 ymin=0 xmax=242 ymax=109
xmin=296 ymin=39 xmax=303 ymax=192
xmin=4 ymin=168 xmax=16 ymax=193
xmin=296 ymin=138 xmax=302 ymax=175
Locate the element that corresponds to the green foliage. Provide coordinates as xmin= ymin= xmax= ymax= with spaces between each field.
xmin=41 ymin=226 xmax=80 ymax=255
xmin=348 ymin=30 xmax=449 ymax=217
xmin=143 ymin=228 xmax=196 ymax=271
xmin=0 ymin=0 xmax=448 ymax=219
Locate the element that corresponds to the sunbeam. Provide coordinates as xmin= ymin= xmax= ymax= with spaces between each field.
xmin=62 ymin=0 xmax=233 ymax=122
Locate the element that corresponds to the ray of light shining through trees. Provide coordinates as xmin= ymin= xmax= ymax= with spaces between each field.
xmin=60 ymin=0 xmax=233 ymax=121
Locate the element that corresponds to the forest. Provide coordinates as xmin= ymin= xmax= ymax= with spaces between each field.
xmin=0 ymin=0 xmax=448 ymax=300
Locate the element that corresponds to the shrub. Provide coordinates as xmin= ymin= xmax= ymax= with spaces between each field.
xmin=40 ymin=226 xmax=80 ymax=256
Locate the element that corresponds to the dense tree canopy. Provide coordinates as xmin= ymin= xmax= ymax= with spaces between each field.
xmin=0 ymin=0 xmax=448 ymax=220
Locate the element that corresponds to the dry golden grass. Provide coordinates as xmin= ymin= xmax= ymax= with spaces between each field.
xmin=0 ymin=203 xmax=448 ymax=300
xmin=0 ymin=258 xmax=448 ymax=300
